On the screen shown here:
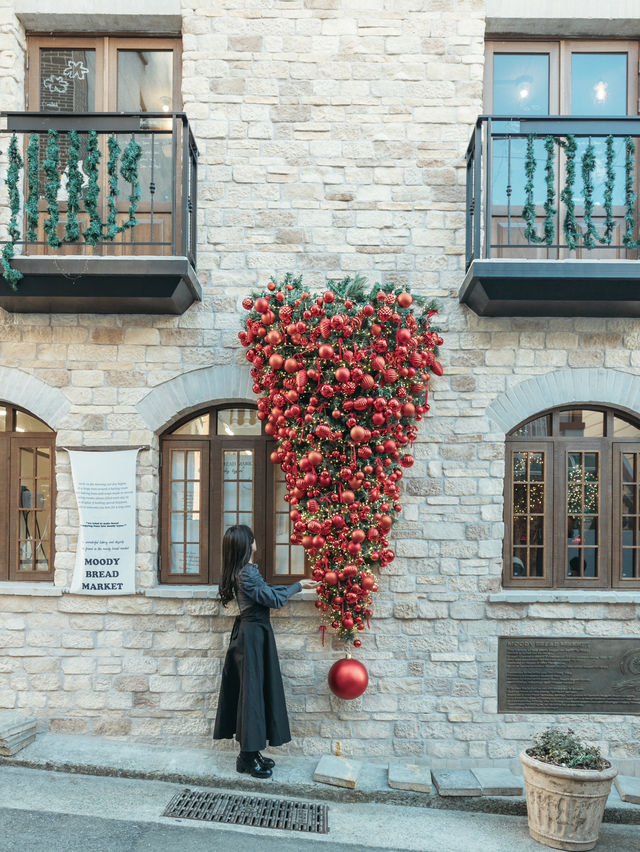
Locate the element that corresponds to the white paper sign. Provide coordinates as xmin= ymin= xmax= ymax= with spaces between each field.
xmin=68 ymin=449 xmax=139 ymax=595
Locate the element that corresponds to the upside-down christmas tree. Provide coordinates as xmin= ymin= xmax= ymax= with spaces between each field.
xmin=239 ymin=274 xmax=443 ymax=661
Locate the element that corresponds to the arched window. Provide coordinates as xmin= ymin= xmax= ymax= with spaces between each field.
xmin=504 ymin=406 xmax=640 ymax=589
xmin=0 ymin=402 xmax=55 ymax=582
xmin=159 ymin=405 xmax=306 ymax=585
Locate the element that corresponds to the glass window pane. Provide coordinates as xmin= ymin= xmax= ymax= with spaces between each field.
xmin=568 ymin=547 xmax=582 ymax=576
xmin=40 ymin=48 xmax=96 ymax=112
xmin=571 ymin=53 xmax=627 ymax=116
xmin=217 ymin=408 xmax=261 ymax=436
xmin=186 ymin=451 xmax=200 ymax=480
xmin=223 ymin=480 xmax=237 ymax=511
xmin=171 ymin=481 xmax=185 ymax=512
xmin=530 ymin=548 xmax=544 ymax=578
xmin=275 ymin=545 xmax=290 ymax=575
xmin=223 ymin=452 xmax=237 ymax=479
xmin=529 ymin=453 xmax=544 ymax=481
xmin=623 ymin=454 xmax=636 ymax=482
xmin=493 ymin=53 xmax=549 ymax=115
xmin=171 ymin=512 xmax=184 ymax=543
xmin=529 ymin=484 xmax=543 ymax=513
xmin=238 ymin=451 xmax=253 ymax=480
xmin=511 ymin=415 xmax=550 ymax=439
xmin=559 ymin=410 xmax=604 ymax=438
xmin=117 ymin=50 xmax=173 ymax=113
xmin=171 ymin=450 xmax=184 ymax=479
xmin=20 ymin=448 xmax=35 ymax=478
xmin=583 ymin=549 xmax=598 ymax=578
xmin=186 ymin=515 xmax=200 ymax=542
xmin=36 ymin=447 xmax=50 ymax=477
xmin=622 ymin=548 xmax=636 ymax=578
xmin=276 ymin=512 xmax=289 ymax=543
xmin=290 ymin=547 xmax=305 ymax=574
xmin=614 ymin=417 xmax=640 ymax=438
xmin=238 ymin=480 xmax=252 ymax=512
xmin=16 ymin=411 xmax=52 ymax=433
xmin=0 ymin=406 xmax=6 ymax=431
xmin=185 ymin=542 xmax=200 ymax=574
xmin=170 ymin=543 xmax=184 ymax=574
xmin=513 ymin=548 xmax=528 ymax=577
xmin=173 ymin=414 xmax=210 ymax=436
xmin=513 ymin=453 xmax=527 ymax=482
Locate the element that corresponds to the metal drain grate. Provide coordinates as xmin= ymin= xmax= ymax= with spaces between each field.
xmin=163 ymin=789 xmax=329 ymax=834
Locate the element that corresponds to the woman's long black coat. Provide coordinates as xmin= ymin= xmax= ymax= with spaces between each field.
xmin=213 ymin=563 xmax=301 ymax=752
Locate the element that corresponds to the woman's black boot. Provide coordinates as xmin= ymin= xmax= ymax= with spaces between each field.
xmin=236 ymin=750 xmax=272 ymax=779
xmin=256 ymin=752 xmax=275 ymax=770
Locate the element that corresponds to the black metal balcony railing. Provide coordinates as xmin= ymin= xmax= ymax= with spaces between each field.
xmin=465 ymin=115 xmax=640 ymax=268
xmin=0 ymin=112 xmax=200 ymax=313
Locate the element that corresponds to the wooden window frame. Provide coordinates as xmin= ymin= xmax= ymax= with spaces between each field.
xmin=27 ymin=35 xmax=182 ymax=112
xmin=484 ymin=39 xmax=638 ymax=115
xmin=0 ymin=404 xmax=56 ymax=583
xmin=504 ymin=406 xmax=640 ymax=590
xmin=159 ymin=405 xmax=308 ymax=586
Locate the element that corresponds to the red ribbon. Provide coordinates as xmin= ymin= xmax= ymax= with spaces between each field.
xmin=319 ymin=625 xmax=326 ymax=646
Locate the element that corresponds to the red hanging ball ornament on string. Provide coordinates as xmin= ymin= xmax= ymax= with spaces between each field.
xmin=328 ymin=657 xmax=368 ymax=700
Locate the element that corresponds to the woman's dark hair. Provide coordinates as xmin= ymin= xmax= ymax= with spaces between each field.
xmin=219 ymin=525 xmax=254 ymax=606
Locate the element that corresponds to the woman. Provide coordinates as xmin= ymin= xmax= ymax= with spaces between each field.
xmin=213 ymin=524 xmax=317 ymax=779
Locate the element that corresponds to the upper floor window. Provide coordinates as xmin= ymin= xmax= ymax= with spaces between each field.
xmin=504 ymin=406 xmax=640 ymax=589
xmin=0 ymin=403 xmax=55 ymax=582
xmin=485 ymin=40 xmax=638 ymax=116
xmin=159 ymin=405 xmax=306 ymax=586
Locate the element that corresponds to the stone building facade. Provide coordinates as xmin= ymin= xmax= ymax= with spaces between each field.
xmin=0 ymin=0 xmax=639 ymax=774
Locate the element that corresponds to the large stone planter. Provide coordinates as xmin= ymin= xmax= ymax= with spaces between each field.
xmin=520 ymin=750 xmax=617 ymax=851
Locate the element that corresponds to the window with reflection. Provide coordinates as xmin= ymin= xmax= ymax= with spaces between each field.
xmin=0 ymin=403 xmax=55 ymax=582
xmin=159 ymin=405 xmax=306 ymax=585
xmin=505 ymin=406 xmax=640 ymax=589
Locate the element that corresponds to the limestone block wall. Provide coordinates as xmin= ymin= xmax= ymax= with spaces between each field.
xmin=0 ymin=1 xmax=639 ymax=773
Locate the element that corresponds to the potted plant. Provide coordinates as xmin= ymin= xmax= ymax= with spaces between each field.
xmin=520 ymin=728 xmax=617 ymax=851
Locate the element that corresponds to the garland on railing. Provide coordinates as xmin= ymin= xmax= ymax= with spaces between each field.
xmin=105 ymin=135 xmax=122 ymax=240
xmin=25 ymin=133 xmax=39 ymax=242
xmin=83 ymin=130 xmax=103 ymax=246
xmin=523 ymin=134 xmax=556 ymax=245
xmin=1 ymin=134 xmax=24 ymax=288
xmin=624 ymin=136 xmax=638 ymax=249
xmin=119 ymin=136 xmax=143 ymax=233
xmin=64 ymin=130 xmax=83 ymax=243
xmin=2 ymin=128 xmax=144 ymax=284
xmin=519 ymin=133 xmax=640 ymax=251
xmin=43 ymin=130 xmax=61 ymax=248
xmin=557 ymin=134 xmax=579 ymax=250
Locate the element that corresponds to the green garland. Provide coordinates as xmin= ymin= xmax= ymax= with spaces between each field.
xmin=522 ymin=134 xmax=556 ymax=245
xmin=582 ymin=135 xmax=615 ymax=247
xmin=557 ymin=135 xmax=578 ymax=250
xmin=83 ymin=130 xmax=103 ymax=246
xmin=25 ymin=133 xmax=39 ymax=242
xmin=105 ymin=134 xmax=122 ymax=240
xmin=1 ymin=134 xmax=24 ymax=288
xmin=64 ymin=130 xmax=83 ymax=243
xmin=624 ymin=136 xmax=638 ymax=249
xmin=43 ymin=130 xmax=61 ymax=248
xmin=119 ymin=136 xmax=143 ymax=233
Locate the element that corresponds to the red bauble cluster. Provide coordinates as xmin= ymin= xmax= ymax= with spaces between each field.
xmin=239 ymin=275 xmax=443 ymax=643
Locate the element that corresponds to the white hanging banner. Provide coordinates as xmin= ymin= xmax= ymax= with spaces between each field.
xmin=68 ymin=449 xmax=139 ymax=595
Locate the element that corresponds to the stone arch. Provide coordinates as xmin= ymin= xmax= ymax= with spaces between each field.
xmin=136 ymin=363 xmax=255 ymax=433
xmin=487 ymin=368 xmax=640 ymax=435
xmin=0 ymin=365 xmax=70 ymax=428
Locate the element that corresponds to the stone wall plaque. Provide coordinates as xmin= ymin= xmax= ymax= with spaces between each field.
xmin=498 ymin=637 xmax=640 ymax=714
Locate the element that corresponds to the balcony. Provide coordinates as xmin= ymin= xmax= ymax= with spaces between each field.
xmin=0 ymin=113 xmax=201 ymax=314
xmin=460 ymin=116 xmax=640 ymax=317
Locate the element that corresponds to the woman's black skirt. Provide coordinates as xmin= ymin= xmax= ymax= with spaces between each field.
xmin=213 ymin=614 xmax=292 ymax=752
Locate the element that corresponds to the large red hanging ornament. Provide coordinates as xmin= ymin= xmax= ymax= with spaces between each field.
xmin=328 ymin=657 xmax=369 ymax=700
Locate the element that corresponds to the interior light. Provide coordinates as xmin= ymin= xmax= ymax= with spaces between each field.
xmin=593 ymin=81 xmax=608 ymax=103
xmin=515 ymin=75 xmax=532 ymax=102
xmin=160 ymin=95 xmax=171 ymax=113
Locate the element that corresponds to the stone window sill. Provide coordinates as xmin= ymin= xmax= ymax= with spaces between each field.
xmin=489 ymin=590 xmax=640 ymax=604
xmin=145 ymin=585 xmax=316 ymax=601
xmin=0 ymin=582 xmax=64 ymax=596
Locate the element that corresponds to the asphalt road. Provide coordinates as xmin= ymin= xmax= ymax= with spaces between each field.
xmin=0 ymin=807 xmax=390 ymax=852
xmin=1 ymin=766 xmax=638 ymax=852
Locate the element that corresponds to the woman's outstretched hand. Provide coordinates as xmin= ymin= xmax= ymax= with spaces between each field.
xmin=299 ymin=579 xmax=319 ymax=590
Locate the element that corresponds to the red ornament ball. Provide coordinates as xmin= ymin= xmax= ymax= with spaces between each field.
xmin=328 ymin=657 xmax=369 ymax=700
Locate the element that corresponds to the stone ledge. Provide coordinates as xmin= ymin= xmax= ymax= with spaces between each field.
xmin=143 ymin=585 xmax=316 ymax=601
xmin=0 ymin=582 xmax=64 ymax=597
xmin=489 ymin=591 xmax=640 ymax=604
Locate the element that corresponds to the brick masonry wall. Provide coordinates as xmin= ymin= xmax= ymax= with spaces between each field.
xmin=0 ymin=0 xmax=639 ymax=773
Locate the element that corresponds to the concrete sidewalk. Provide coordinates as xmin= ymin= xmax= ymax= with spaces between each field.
xmin=3 ymin=732 xmax=640 ymax=824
